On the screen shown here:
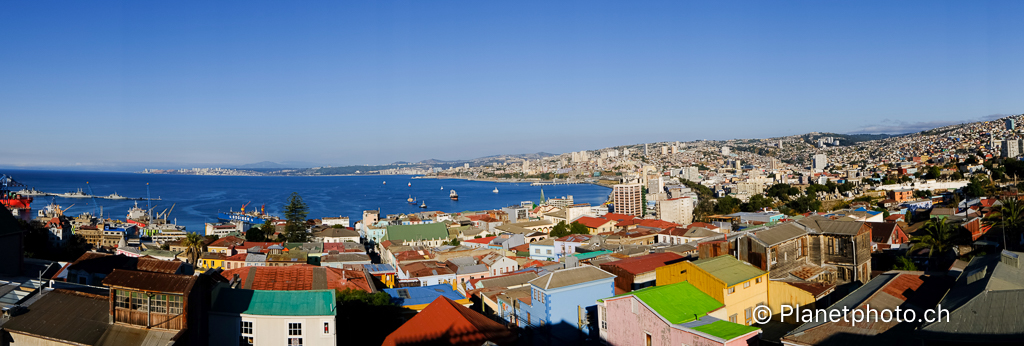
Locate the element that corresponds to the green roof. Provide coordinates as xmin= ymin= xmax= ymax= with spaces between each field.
xmin=385 ymin=223 xmax=450 ymax=242
xmin=692 ymin=255 xmax=767 ymax=287
xmin=572 ymin=250 xmax=613 ymax=261
xmin=211 ymin=287 xmax=336 ymax=316
xmin=603 ymin=282 xmax=723 ymax=324
xmin=691 ymin=320 xmax=759 ymax=340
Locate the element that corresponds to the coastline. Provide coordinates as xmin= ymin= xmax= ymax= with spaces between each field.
xmin=415 ymin=175 xmax=613 ymax=188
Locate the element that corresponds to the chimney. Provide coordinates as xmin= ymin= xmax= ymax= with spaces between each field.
xmin=1001 ymin=250 xmax=1020 ymax=268
xmin=230 ymin=274 xmax=241 ymax=289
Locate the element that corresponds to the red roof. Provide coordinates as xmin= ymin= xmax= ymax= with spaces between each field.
xmin=600 ymin=252 xmax=684 ymax=274
xmin=686 ymin=222 xmax=718 ymax=230
xmin=223 ymin=253 xmax=248 ymax=262
xmin=382 ymin=296 xmax=516 ymax=346
xmin=575 ymin=216 xmax=614 ymax=229
xmin=465 ymin=236 xmax=497 ymax=245
xmin=220 ymin=265 xmax=373 ymax=292
xmin=602 ymin=213 xmax=637 ymax=223
xmin=981 ymin=199 xmax=996 ymax=208
xmin=208 ymin=236 xmax=245 ymax=248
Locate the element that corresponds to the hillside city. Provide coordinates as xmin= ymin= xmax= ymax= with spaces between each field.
xmin=4 ymin=114 xmax=1024 ymax=345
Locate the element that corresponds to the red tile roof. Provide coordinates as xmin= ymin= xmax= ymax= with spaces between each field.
xmin=602 ymin=213 xmax=637 ymax=223
xmin=465 ymin=236 xmax=497 ymax=245
xmin=600 ymin=252 xmax=683 ymax=274
xmin=686 ymin=222 xmax=719 ymax=230
xmin=382 ymin=296 xmax=516 ymax=346
xmin=219 ymin=265 xmax=373 ymax=292
xmin=575 ymin=216 xmax=614 ymax=229
xmin=208 ymin=236 xmax=245 ymax=248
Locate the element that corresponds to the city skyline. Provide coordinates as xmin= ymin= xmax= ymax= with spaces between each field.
xmin=3 ymin=1 xmax=1024 ymax=168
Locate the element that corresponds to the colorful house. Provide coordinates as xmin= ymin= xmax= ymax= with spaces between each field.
xmin=209 ymin=287 xmax=337 ymax=346
xmin=598 ymin=282 xmax=760 ymax=346
xmin=382 ymin=296 xmax=516 ymax=346
xmin=517 ymin=266 xmax=616 ymax=341
xmin=656 ymin=255 xmax=769 ymax=326
xmin=384 ymin=284 xmax=471 ymax=311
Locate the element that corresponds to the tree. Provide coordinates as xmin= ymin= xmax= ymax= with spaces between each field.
xmin=550 ymin=221 xmax=570 ymax=238
xmin=443 ymin=238 xmax=461 ymax=246
xmin=951 ymin=170 xmax=964 ymax=180
xmin=715 ymin=196 xmax=741 ymax=214
xmin=909 ymin=219 xmax=959 ymax=259
xmin=569 ymin=221 xmax=590 ymax=235
xmin=245 ymin=225 xmax=266 ymax=242
xmin=893 ymin=256 xmax=918 ymax=271
xmin=926 ymin=166 xmax=942 ymax=180
xmin=765 ymin=184 xmax=799 ymax=202
xmin=741 ymin=194 xmax=774 ymax=212
xmin=786 ymin=195 xmax=822 ymax=213
xmin=964 ymin=175 xmax=994 ymax=198
xmin=985 ymin=197 xmax=1024 ymax=249
xmin=284 ymin=192 xmax=310 ymax=242
xmin=641 ymin=187 xmax=648 ymax=217
xmin=181 ymin=232 xmax=205 ymax=265
xmin=336 ymin=288 xmax=406 ymax=345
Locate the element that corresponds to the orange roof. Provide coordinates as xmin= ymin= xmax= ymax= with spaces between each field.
xmin=575 ymin=216 xmax=614 ymax=229
xmin=382 ymin=296 xmax=516 ymax=346
xmin=600 ymin=252 xmax=683 ymax=274
xmin=465 ymin=236 xmax=497 ymax=245
xmin=602 ymin=213 xmax=637 ymax=223
xmin=208 ymin=236 xmax=245 ymax=248
xmin=219 ymin=265 xmax=373 ymax=292
xmin=223 ymin=253 xmax=248 ymax=262
xmin=686 ymin=222 xmax=718 ymax=230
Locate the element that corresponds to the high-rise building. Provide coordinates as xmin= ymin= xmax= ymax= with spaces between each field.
xmin=1002 ymin=139 xmax=1023 ymax=158
xmin=1007 ymin=119 xmax=1016 ymax=130
xmin=680 ymin=166 xmax=700 ymax=183
xmin=812 ymin=154 xmax=827 ymax=171
xmin=612 ymin=184 xmax=644 ymax=217
xmin=721 ymin=146 xmax=731 ymax=156
xmin=657 ymin=197 xmax=693 ymax=225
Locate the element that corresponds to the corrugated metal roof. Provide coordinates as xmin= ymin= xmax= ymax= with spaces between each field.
xmin=529 ymin=265 xmax=615 ymax=290
xmin=211 ymin=286 xmax=336 ymax=316
xmin=692 ymin=255 xmax=767 ymax=287
xmin=101 ymin=269 xmax=196 ymax=293
xmin=2 ymin=290 xmax=110 ymax=345
xmin=752 ymin=223 xmax=807 ymax=246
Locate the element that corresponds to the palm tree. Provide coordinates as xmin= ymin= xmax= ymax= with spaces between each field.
xmin=909 ymin=219 xmax=958 ymax=258
xmin=984 ymin=197 xmax=1024 ymax=249
xmin=181 ymin=232 xmax=205 ymax=265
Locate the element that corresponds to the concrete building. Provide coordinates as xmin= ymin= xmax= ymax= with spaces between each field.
xmin=721 ymin=146 xmax=730 ymax=156
xmin=657 ymin=197 xmax=694 ymax=225
xmin=812 ymin=154 xmax=827 ymax=171
xmin=321 ymin=216 xmax=350 ymax=228
xmin=613 ymin=183 xmax=644 ymax=217
xmin=209 ymin=286 xmax=337 ymax=346
xmin=1002 ymin=139 xmax=1023 ymax=158
xmin=1007 ymin=118 xmax=1016 ymax=130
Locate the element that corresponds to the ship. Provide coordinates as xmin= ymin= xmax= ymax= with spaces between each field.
xmin=57 ymin=188 xmax=91 ymax=198
xmin=217 ymin=202 xmax=271 ymax=224
xmin=420 ymin=200 xmax=427 ymax=208
xmin=408 ymin=182 xmax=412 ymax=187
xmin=407 ymin=195 xmax=416 ymax=204
xmin=1 ymin=175 xmax=33 ymax=221
xmin=450 ymin=189 xmax=458 ymax=201
xmin=493 ymin=187 xmax=499 ymax=193
xmin=15 ymin=187 xmax=49 ymax=196
xmin=106 ymin=192 xmax=130 ymax=200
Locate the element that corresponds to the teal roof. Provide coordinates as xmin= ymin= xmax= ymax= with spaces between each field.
xmin=691 ymin=320 xmax=759 ymax=340
xmin=211 ymin=286 xmax=336 ymax=316
xmin=386 ymin=223 xmax=449 ymax=242
xmin=692 ymin=255 xmax=767 ymax=287
xmin=620 ymin=282 xmax=724 ymax=324
xmin=572 ymin=250 xmax=613 ymax=261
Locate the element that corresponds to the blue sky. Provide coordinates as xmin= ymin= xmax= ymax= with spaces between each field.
xmin=2 ymin=1 xmax=1023 ymax=168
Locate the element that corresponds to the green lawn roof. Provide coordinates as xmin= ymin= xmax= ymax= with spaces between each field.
xmin=692 ymin=255 xmax=767 ymax=287
xmin=212 ymin=287 xmax=336 ymax=316
xmin=603 ymin=282 xmax=723 ymax=324
xmin=691 ymin=320 xmax=759 ymax=340
xmin=386 ymin=223 xmax=449 ymax=242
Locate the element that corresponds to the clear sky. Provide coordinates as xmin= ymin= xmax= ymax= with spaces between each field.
xmin=2 ymin=1 xmax=1023 ymax=168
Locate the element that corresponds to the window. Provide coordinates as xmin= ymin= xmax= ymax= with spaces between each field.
xmin=131 ymin=292 xmax=147 ymax=311
xmin=729 ymin=314 xmax=737 ymax=323
xmin=745 ymin=307 xmax=752 ymax=325
xmin=288 ymin=323 xmax=303 ymax=336
xmin=546 ymin=249 xmax=552 ymax=255
xmin=324 ymin=322 xmax=330 ymax=334
xmin=287 ymin=337 xmax=303 ymax=346
xmin=755 ymin=277 xmax=762 ymax=284
xmin=168 ymin=296 xmax=183 ymax=314
xmin=743 ymin=281 xmax=750 ymax=289
xmin=727 ymin=287 xmax=735 ymax=295
xmin=153 ymin=295 xmax=168 ymax=314
xmin=241 ymin=321 xmax=253 ymax=335
xmin=241 ymin=336 xmax=254 ymax=346
xmin=600 ymin=306 xmax=607 ymax=330
xmin=116 ymin=290 xmax=131 ymax=309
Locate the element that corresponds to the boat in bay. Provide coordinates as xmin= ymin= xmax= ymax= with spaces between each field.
xmin=450 ymin=189 xmax=458 ymax=201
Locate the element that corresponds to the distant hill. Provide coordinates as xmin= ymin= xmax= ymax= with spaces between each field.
xmin=230 ymin=161 xmax=288 ymax=169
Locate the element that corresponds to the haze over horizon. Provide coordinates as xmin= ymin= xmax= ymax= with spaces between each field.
xmin=3 ymin=1 xmax=1024 ymax=169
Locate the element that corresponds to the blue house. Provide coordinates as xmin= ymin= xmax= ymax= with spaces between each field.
xmin=529 ymin=238 xmax=557 ymax=261
xmin=517 ymin=265 xmax=616 ymax=341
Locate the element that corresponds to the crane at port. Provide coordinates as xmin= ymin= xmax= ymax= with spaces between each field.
xmin=57 ymin=203 xmax=74 ymax=217
xmin=85 ymin=182 xmax=100 ymax=217
xmin=156 ymin=203 xmax=176 ymax=222
xmin=241 ymin=201 xmax=251 ymax=213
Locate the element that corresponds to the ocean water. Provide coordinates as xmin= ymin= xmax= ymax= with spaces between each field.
xmin=4 ymin=170 xmax=611 ymax=234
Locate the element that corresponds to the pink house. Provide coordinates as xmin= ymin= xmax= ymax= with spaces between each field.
xmin=599 ymin=281 xmax=760 ymax=346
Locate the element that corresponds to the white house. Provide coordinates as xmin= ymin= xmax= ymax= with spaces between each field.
xmin=209 ymin=286 xmax=337 ymax=346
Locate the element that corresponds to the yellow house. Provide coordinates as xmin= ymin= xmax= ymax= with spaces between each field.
xmin=198 ymin=252 xmax=227 ymax=272
xmin=656 ymin=255 xmax=768 ymax=326
xmin=766 ymin=280 xmax=835 ymax=316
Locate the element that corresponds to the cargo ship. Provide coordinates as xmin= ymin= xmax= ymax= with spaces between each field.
xmin=1 ymin=175 xmax=33 ymax=221
xmin=450 ymin=189 xmax=458 ymax=201
xmin=218 ymin=202 xmax=271 ymax=224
